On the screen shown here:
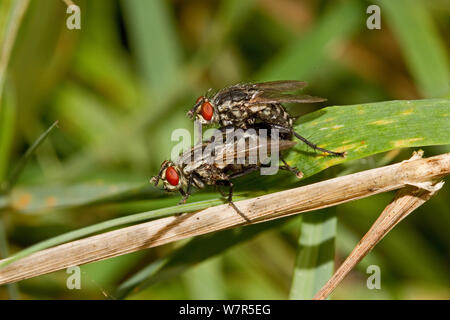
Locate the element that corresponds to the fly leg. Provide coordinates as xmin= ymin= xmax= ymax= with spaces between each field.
xmin=279 ymin=158 xmax=303 ymax=178
xmin=270 ymin=124 xmax=346 ymax=157
xmin=292 ymin=131 xmax=346 ymax=157
xmin=178 ymin=174 xmax=194 ymax=205
xmin=217 ymin=180 xmax=250 ymax=223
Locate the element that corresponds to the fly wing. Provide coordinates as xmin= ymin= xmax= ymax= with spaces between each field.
xmin=249 ymin=92 xmax=326 ymax=105
xmin=251 ymin=80 xmax=308 ymax=92
xmin=176 ymin=142 xmax=213 ymax=166
xmin=213 ymin=81 xmax=317 ymax=106
xmin=213 ymin=132 xmax=296 ymax=165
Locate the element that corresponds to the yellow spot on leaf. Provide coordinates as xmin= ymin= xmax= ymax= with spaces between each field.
xmin=322 ymin=157 xmax=343 ymax=168
xmin=12 ymin=193 xmax=32 ymax=210
xmin=393 ymin=138 xmax=424 ymax=148
xmin=322 ymin=117 xmax=336 ymax=123
xmin=355 ymin=145 xmax=368 ymax=152
xmin=335 ymin=144 xmax=357 ymax=152
xmin=400 ymin=109 xmax=414 ymax=116
xmin=332 ymin=125 xmax=344 ymax=130
xmin=285 ymin=160 xmax=295 ymax=167
xmin=45 ymin=196 xmax=57 ymax=208
xmin=370 ymin=119 xmax=395 ymax=125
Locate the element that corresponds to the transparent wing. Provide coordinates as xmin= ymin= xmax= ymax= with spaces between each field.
xmin=249 ymin=92 xmax=326 ymax=105
xmin=176 ymin=142 xmax=211 ymax=166
xmin=213 ymin=132 xmax=296 ymax=164
xmin=251 ymin=80 xmax=308 ymax=92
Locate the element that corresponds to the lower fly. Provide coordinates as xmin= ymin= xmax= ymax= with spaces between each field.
xmin=150 ymin=125 xmax=301 ymax=221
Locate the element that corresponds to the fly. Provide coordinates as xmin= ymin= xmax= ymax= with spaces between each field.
xmin=187 ymin=80 xmax=346 ymax=157
xmin=150 ymin=126 xmax=301 ymax=221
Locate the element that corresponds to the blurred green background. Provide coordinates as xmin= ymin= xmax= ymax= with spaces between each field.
xmin=0 ymin=0 xmax=449 ymax=299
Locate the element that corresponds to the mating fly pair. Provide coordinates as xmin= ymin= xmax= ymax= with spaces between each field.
xmin=151 ymin=80 xmax=345 ymax=216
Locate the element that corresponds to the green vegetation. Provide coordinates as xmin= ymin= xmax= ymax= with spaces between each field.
xmin=0 ymin=0 xmax=448 ymax=299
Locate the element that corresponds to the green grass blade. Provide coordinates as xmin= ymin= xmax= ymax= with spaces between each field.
xmin=0 ymin=0 xmax=30 ymax=102
xmin=258 ymin=1 xmax=363 ymax=80
xmin=289 ymin=210 xmax=336 ymax=300
xmin=0 ymin=219 xmax=19 ymax=299
xmin=287 ymin=98 xmax=450 ymax=177
xmin=122 ymin=0 xmax=181 ymax=95
xmin=0 ymin=86 xmax=17 ymax=298
xmin=2 ymin=120 xmax=58 ymax=192
xmin=8 ymin=182 xmax=148 ymax=213
xmin=381 ymin=0 xmax=450 ymax=98
xmin=0 ymin=86 xmax=16 ymax=183
xmin=0 ymin=198 xmax=228 ymax=270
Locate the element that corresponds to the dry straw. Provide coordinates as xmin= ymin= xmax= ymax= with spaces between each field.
xmin=0 ymin=152 xmax=448 ymax=286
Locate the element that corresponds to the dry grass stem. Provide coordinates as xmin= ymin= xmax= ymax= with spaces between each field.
xmin=313 ymin=152 xmax=445 ymax=299
xmin=0 ymin=152 xmax=448 ymax=285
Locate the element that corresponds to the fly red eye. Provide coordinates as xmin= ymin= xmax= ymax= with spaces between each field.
xmin=196 ymin=96 xmax=204 ymax=104
xmin=201 ymin=101 xmax=214 ymax=121
xmin=165 ymin=166 xmax=179 ymax=186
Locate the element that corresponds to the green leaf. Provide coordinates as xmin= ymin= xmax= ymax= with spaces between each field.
xmin=381 ymin=0 xmax=450 ymax=98
xmin=289 ymin=210 xmax=336 ymax=300
xmin=7 ymin=182 xmax=147 ymax=213
xmin=287 ymin=99 xmax=450 ymax=178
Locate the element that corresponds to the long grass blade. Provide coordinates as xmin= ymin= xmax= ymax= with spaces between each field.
xmin=289 ymin=210 xmax=337 ymax=299
xmin=0 ymin=198 xmax=233 ymax=270
xmin=2 ymin=120 xmax=59 ymax=192
xmin=381 ymin=0 xmax=450 ymax=98
xmin=0 ymin=0 xmax=30 ymax=103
